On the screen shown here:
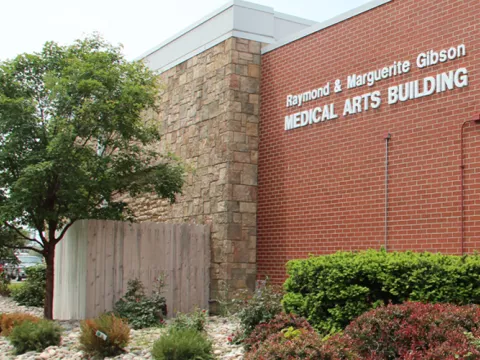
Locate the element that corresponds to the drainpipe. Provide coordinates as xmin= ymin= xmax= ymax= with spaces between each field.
xmin=384 ymin=133 xmax=391 ymax=252
xmin=460 ymin=114 xmax=480 ymax=255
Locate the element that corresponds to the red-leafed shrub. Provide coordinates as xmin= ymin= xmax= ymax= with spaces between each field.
xmin=244 ymin=328 xmax=326 ymax=360
xmin=0 ymin=313 xmax=41 ymax=336
xmin=335 ymin=302 xmax=480 ymax=359
xmin=244 ymin=312 xmax=313 ymax=351
xmin=245 ymin=303 xmax=480 ymax=359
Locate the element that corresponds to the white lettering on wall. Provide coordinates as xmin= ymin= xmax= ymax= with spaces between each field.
xmin=388 ymin=68 xmax=468 ymax=105
xmin=347 ymin=61 xmax=411 ymax=89
xmin=343 ymin=91 xmax=382 ymax=116
xmin=283 ymin=44 xmax=470 ymax=131
xmin=286 ymin=83 xmax=331 ymax=108
xmin=285 ymin=104 xmax=338 ymax=130
xmin=417 ymin=44 xmax=466 ymax=69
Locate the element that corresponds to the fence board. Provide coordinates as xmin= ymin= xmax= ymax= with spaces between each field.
xmin=54 ymin=220 xmax=210 ymax=320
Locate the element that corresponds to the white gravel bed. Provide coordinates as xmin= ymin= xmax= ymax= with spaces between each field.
xmin=0 ymin=296 xmax=244 ymax=360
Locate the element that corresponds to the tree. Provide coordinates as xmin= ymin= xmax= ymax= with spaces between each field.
xmin=0 ymin=35 xmax=184 ymax=319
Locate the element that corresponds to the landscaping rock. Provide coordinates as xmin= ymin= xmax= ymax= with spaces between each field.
xmin=0 ymin=296 xmax=244 ymax=359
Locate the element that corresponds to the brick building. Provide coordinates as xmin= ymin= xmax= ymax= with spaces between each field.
xmin=133 ymin=0 xmax=480 ymax=293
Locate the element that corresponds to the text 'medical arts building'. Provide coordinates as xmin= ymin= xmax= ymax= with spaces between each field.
xmin=128 ymin=0 xmax=479 ymax=295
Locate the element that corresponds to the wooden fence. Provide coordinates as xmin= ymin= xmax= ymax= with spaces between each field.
xmin=53 ymin=220 xmax=210 ymax=320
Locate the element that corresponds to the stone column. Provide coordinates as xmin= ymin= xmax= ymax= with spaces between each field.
xmin=210 ymin=38 xmax=260 ymax=303
xmin=121 ymin=37 xmax=261 ymax=308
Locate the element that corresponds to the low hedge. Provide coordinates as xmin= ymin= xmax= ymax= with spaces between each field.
xmin=283 ymin=250 xmax=480 ymax=334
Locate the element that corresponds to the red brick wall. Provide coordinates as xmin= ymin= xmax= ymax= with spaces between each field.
xmin=258 ymin=0 xmax=480 ymax=282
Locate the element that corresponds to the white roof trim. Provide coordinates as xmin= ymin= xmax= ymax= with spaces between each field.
xmin=136 ymin=1 xmax=236 ymax=60
xmin=142 ymin=32 xmax=235 ymax=74
xmin=274 ymin=11 xmax=317 ymax=26
xmin=262 ymin=0 xmax=393 ymax=54
xmin=137 ymin=0 xmax=275 ymax=61
xmin=137 ymin=0 xmax=317 ymax=72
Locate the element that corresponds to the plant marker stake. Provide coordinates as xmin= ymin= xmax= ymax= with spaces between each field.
xmin=95 ymin=330 xmax=108 ymax=341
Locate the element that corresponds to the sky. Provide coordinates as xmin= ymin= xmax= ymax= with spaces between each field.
xmin=0 ymin=0 xmax=372 ymax=61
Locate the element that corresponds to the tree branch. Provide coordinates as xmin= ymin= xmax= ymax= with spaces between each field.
xmin=100 ymin=131 xmax=116 ymax=157
xmin=4 ymin=222 xmax=37 ymax=242
xmin=34 ymin=223 xmax=48 ymax=245
xmin=54 ymin=219 xmax=76 ymax=245
xmin=2 ymin=242 xmax=44 ymax=255
xmin=80 ymin=133 xmax=94 ymax=148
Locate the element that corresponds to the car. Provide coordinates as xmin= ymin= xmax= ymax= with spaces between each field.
xmin=4 ymin=254 xmax=43 ymax=281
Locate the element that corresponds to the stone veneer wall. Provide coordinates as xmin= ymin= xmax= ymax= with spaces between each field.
xmin=121 ymin=37 xmax=261 ymax=302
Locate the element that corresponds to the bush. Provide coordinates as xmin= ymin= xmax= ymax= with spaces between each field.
xmin=328 ymin=302 xmax=480 ymax=359
xmin=10 ymin=265 xmax=46 ymax=307
xmin=170 ymin=307 xmax=208 ymax=332
xmin=7 ymin=283 xmax=24 ymax=294
xmin=79 ymin=313 xmax=130 ymax=357
xmin=0 ymin=270 xmax=11 ymax=296
xmin=245 ymin=328 xmax=326 ymax=360
xmin=244 ymin=312 xmax=313 ymax=351
xmin=236 ymin=280 xmax=283 ymax=340
xmin=8 ymin=319 xmax=62 ymax=354
xmin=152 ymin=328 xmax=214 ymax=360
xmin=0 ymin=312 xmax=41 ymax=336
xmin=114 ymin=277 xmax=167 ymax=329
xmin=284 ymin=250 xmax=480 ymax=333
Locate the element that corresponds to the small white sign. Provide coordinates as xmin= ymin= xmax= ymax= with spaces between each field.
xmin=95 ymin=330 xmax=108 ymax=341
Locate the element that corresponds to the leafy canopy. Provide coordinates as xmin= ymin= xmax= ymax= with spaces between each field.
xmin=0 ymin=34 xmax=184 ymax=251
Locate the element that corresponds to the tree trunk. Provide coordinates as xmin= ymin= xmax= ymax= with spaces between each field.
xmin=44 ymin=245 xmax=55 ymax=319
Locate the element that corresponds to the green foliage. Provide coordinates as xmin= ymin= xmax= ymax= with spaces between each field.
xmin=114 ymin=277 xmax=167 ymax=329
xmin=0 ymin=34 xmax=184 ymax=317
xmin=0 ymin=242 xmax=19 ymax=267
xmin=151 ymin=328 xmax=214 ymax=360
xmin=79 ymin=313 xmax=130 ymax=357
xmin=0 ymin=269 xmax=10 ymax=296
xmin=466 ymin=332 xmax=480 ymax=351
xmin=8 ymin=319 xmax=62 ymax=354
xmin=10 ymin=265 xmax=46 ymax=307
xmin=283 ymin=250 xmax=480 ymax=334
xmin=236 ymin=281 xmax=283 ymax=342
xmin=282 ymin=326 xmax=302 ymax=339
xmin=170 ymin=307 xmax=208 ymax=332
xmin=7 ymin=282 xmax=24 ymax=294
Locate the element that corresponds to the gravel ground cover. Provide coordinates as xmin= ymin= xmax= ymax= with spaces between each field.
xmin=0 ymin=296 xmax=244 ymax=360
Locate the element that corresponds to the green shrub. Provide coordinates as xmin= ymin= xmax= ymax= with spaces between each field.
xmin=152 ymin=328 xmax=214 ymax=360
xmin=8 ymin=319 xmax=62 ymax=354
xmin=10 ymin=265 xmax=46 ymax=307
xmin=0 ymin=270 xmax=11 ymax=296
xmin=114 ymin=277 xmax=167 ymax=329
xmin=7 ymin=283 xmax=24 ymax=294
xmin=283 ymin=250 xmax=480 ymax=334
xmin=170 ymin=307 xmax=208 ymax=332
xmin=236 ymin=280 xmax=283 ymax=341
xmin=79 ymin=313 xmax=130 ymax=357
